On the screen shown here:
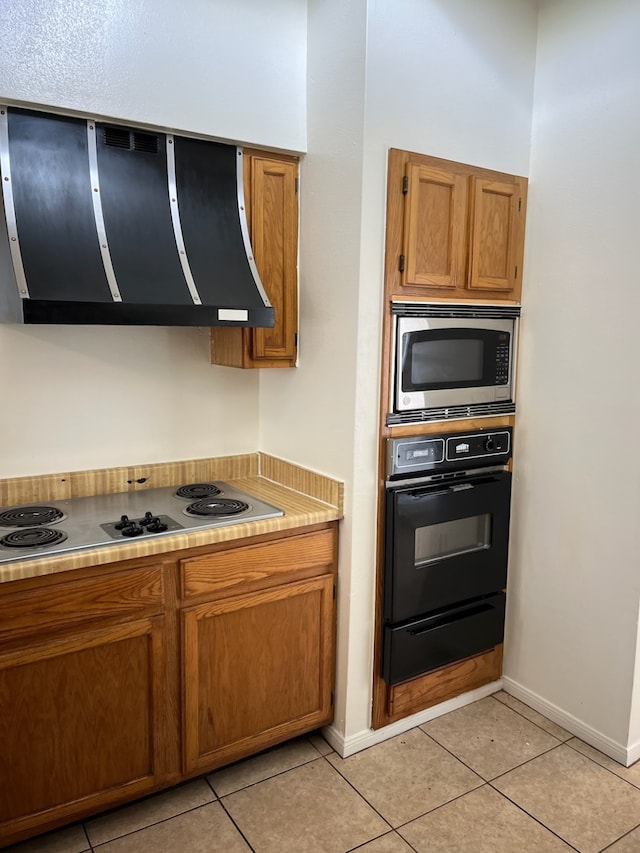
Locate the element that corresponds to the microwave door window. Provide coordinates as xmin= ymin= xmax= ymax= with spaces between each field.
xmin=410 ymin=338 xmax=483 ymax=388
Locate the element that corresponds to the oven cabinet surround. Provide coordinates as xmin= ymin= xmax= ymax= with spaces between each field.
xmin=386 ymin=148 xmax=528 ymax=303
xmin=0 ymin=522 xmax=337 ymax=848
xmin=210 ymin=149 xmax=299 ymax=368
xmin=371 ymin=419 xmax=514 ymax=729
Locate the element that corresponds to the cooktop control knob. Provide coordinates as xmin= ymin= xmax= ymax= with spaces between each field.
xmin=140 ymin=511 xmax=154 ymax=527
xmin=115 ymin=515 xmax=130 ymax=530
xmin=484 ymin=436 xmax=495 ymax=452
xmin=121 ymin=523 xmax=143 ymax=537
xmin=147 ymin=517 xmax=168 ymax=533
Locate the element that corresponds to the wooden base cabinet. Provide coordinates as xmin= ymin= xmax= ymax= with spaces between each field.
xmin=183 ymin=574 xmax=335 ymax=773
xmin=180 ymin=526 xmax=337 ymax=774
xmin=0 ymin=523 xmax=337 ymax=848
xmin=0 ymin=619 xmax=167 ymax=832
xmin=0 ymin=563 xmax=172 ymax=847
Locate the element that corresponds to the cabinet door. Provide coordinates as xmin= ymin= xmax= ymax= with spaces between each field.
xmin=210 ymin=151 xmax=298 ymax=368
xmin=250 ymin=155 xmax=298 ymax=362
xmin=183 ymin=574 xmax=334 ymax=773
xmin=402 ymin=164 xmax=468 ymax=290
xmin=467 ymin=177 xmax=524 ymax=294
xmin=0 ymin=617 xmax=167 ymax=836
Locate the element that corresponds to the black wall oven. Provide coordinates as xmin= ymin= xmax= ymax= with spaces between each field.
xmin=382 ymin=427 xmax=512 ymax=686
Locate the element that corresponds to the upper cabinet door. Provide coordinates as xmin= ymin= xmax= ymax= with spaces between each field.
xmin=467 ymin=178 xmax=524 ymax=294
xmin=403 ymin=164 xmax=468 ymax=290
xmin=250 ymin=156 xmax=298 ymax=361
xmin=210 ymin=150 xmax=298 ymax=368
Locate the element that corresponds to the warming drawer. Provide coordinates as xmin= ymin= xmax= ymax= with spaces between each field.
xmin=382 ymin=592 xmax=505 ymax=686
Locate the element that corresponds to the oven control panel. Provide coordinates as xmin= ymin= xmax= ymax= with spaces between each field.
xmin=387 ymin=427 xmax=512 ymax=478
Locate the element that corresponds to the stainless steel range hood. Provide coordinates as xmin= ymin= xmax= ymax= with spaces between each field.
xmin=0 ymin=106 xmax=274 ymax=327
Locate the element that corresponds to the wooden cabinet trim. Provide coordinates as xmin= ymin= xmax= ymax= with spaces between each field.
xmin=384 ymin=645 xmax=503 ymax=725
xmin=181 ymin=528 xmax=335 ymax=600
xmin=0 ymin=566 xmax=164 ymax=639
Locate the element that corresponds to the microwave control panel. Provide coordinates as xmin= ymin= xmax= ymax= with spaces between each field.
xmin=387 ymin=427 xmax=512 ymax=478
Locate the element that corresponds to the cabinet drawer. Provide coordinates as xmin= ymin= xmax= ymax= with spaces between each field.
xmin=0 ymin=566 xmax=164 ymax=638
xmin=181 ymin=529 xmax=335 ymax=599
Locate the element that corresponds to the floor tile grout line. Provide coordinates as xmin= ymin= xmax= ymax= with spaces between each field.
xmin=388 ymin=780 xmax=488 ymax=832
xmin=86 ymin=800 xmax=221 ymax=849
xmin=485 ymin=780 xmax=582 ymax=852
xmin=563 ymin=738 xmax=640 ymax=791
xmin=599 ymin=822 xmax=640 ymax=852
xmin=484 ymin=741 xmax=566 ymax=784
xmin=491 ymin=692 xmax=573 ymax=742
xmin=415 ymin=725 xmax=502 ymax=783
xmin=318 ymin=754 xmax=395 ymax=834
xmin=344 ymin=828 xmax=420 ymax=853
xmin=216 ymin=796 xmax=257 ymax=853
xmin=215 ymin=752 xmax=327 ymax=798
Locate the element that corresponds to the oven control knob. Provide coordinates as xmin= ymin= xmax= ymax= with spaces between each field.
xmin=484 ymin=437 xmax=495 ymax=452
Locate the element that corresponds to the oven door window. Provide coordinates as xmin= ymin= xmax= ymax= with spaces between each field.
xmin=415 ymin=513 xmax=491 ymax=567
xmin=401 ymin=328 xmax=506 ymax=391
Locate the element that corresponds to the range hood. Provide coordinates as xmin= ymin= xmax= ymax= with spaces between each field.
xmin=0 ymin=106 xmax=274 ymax=327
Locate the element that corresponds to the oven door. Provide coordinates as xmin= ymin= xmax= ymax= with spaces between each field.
xmin=395 ymin=316 xmax=513 ymax=412
xmin=384 ymin=470 xmax=511 ymax=625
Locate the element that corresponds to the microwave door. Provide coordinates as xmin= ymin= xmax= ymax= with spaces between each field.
xmin=395 ymin=317 xmax=514 ymax=412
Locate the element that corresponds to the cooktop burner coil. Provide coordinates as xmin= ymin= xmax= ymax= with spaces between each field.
xmin=0 ymin=506 xmax=65 ymax=527
xmin=1 ymin=528 xmax=68 ymax=548
xmin=174 ymin=483 xmax=222 ymax=500
xmin=184 ymin=498 xmax=250 ymax=517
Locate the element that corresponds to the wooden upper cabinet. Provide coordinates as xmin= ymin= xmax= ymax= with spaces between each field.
xmin=467 ymin=178 xmax=523 ymax=293
xmin=210 ymin=150 xmax=299 ymax=368
xmin=387 ymin=149 xmax=527 ymax=303
xmin=403 ymin=164 xmax=468 ymax=290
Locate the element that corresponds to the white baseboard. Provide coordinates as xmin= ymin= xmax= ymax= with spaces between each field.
xmin=502 ymin=676 xmax=634 ymax=767
xmin=322 ymin=678 xmax=503 ymax=758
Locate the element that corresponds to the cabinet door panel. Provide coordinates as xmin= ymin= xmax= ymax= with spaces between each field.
xmin=183 ymin=574 xmax=334 ymax=772
xmin=0 ymin=618 xmax=166 ymax=826
xmin=251 ymin=157 xmax=298 ymax=361
xmin=403 ymin=164 xmax=467 ymax=289
xmin=468 ymin=178 xmax=521 ymax=293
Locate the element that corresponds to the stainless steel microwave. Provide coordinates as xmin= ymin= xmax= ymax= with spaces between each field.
xmin=388 ymin=302 xmax=520 ymax=425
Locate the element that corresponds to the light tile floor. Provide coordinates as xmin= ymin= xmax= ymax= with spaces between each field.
xmin=7 ymin=691 xmax=640 ymax=853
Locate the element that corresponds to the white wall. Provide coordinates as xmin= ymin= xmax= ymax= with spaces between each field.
xmin=0 ymin=0 xmax=306 ymax=148
xmin=0 ymin=0 xmax=307 ymax=478
xmin=259 ymin=0 xmax=538 ymax=743
xmin=258 ymin=0 xmax=368 ymax=738
xmin=505 ymin=0 xmax=640 ymax=751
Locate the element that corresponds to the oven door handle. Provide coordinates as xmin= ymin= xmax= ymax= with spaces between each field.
xmin=408 ymin=482 xmax=474 ymax=500
xmin=407 ymin=600 xmax=495 ymax=635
